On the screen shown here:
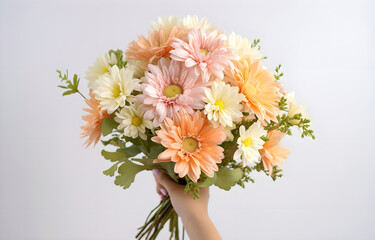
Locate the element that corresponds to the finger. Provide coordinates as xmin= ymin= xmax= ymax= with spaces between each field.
xmin=152 ymin=169 xmax=177 ymax=193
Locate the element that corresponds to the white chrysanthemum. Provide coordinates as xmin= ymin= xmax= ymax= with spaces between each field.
xmin=94 ymin=65 xmax=139 ymax=114
xmin=234 ymin=122 xmax=267 ymax=167
xmin=114 ymin=102 xmax=153 ymax=140
xmin=85 ymin=53 xmax=117 ymax=89
xmin=286 ymin=92 xmax=310 ymax=124
xmin=228 ymin=33 xmax=263 ymax=61
xmin=183 ymin=15 xmax=214 ymax=32
xmin=203 ymin=81 xmax=245 ymax=127
xmin=126 ymin=59 xmax=148 ymax=79
xmin=150 ymin=16 xmax=182 ymax=32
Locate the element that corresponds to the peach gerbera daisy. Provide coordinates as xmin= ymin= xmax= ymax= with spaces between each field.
xmin=80 ymin=91 xmax=112 ymax=148
xmin=152 ymin=110 xmax=226 ymax=182
xmin=126 ymin=27 xmax=188 ymax=63
xmin=259 ymin=130 xmax=291 ymax=175
xmin=136 ymin=58 xmax=207 ymax=127
xmin=170 ymin=29 xmax=238 ymax=80
xmin=228 ymin=60 xmax=281 ymax=125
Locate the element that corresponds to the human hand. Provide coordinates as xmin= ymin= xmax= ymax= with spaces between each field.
xmin=152 ymin=169 xmax=221 ymax=240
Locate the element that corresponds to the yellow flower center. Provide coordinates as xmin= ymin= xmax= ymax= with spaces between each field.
xmin=245 ymin=83 xmax=258 ymax=96
xmin=163 ymin=85 xmax=182 ymax=98
xmin=199 ymin=49 xmax=209 ymax=55
xmin=215 ymin=100 xmax=225 ymax=110
xmin=182 ymin=137 xmax=198 ymax=153
xmin=132 ymin=116 xmax=142 ymax=126
xmin=112 ymin=85 xmax=122 ymax=98
xmin=243 ymin=137 xmax=252 ymax=147
xmin=102 ymin=67 xmax=109 ymax=74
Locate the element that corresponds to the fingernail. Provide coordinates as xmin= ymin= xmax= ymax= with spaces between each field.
xmin=160 ymin=188 xmax=167 ymax=196
xmin=152 ymin=169 xmax=160 ymax=175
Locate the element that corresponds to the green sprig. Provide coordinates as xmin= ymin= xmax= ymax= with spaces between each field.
xmin=274 ymin=64 xmax=284 ymax=81
xmin=108 ymin=49 xmax=127 ymax=69
xmin=57 ymin=69 xmax=85 ymax=99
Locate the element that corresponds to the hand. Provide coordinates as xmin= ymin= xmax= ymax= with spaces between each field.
xmin=153 ymin=169 xmax=222 ymax=240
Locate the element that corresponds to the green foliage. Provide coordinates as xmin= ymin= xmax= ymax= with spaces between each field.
xmin=103 ymin=162 xmax=120 ymax=177
xmin=254 ymin=161 xmax=283 ymax=181
xmin=251 ymin=38 xmax=260 ymax=49
xmin=278 ymin=96 xmax=288 ymax=111
xmin=115 ymin=160 xmax=146 ymax=189
xmin=56 ymin=69 xmax=85 ymax=98
xmin=214 ymin=167 xmax=243 ymax=191
xmin=101 ymin=118 xmax=119 ymax=136
xmin=101 ymin=135 xmax=125 ymax=148
xmin=101 ymin=149 xmax=128 ymax=162
xmin=265 ymin=113 xmax=315 ymax=139
xmin=274 ymin=64 xmax=284 ymax=81
xmin=198 ymin=174 xmax=217 ymax=188
xmin=184 ymin=178 xmax=200 ymax=199
xmin=108 ymin=49 xmax=126 ymax=69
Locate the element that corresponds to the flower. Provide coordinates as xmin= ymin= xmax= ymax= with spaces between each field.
xmin=80 ymin=91 xmax=112 ymax=148
xmin=170 ymin=29 xmax=238 ymax=80
xmin=126 ymin=27 xmax=188 ymax=63
xmin=85 ymin=53 xmax=117 ymax=89
xmin=203 ymin=81 xmax=244 ymax=127
xmin=126 ymin=59 xmax=148 ymax=79
xmin=150 ymin=16 xmax=182 ymax=32
xmin=94 ymin=65 xmax=139 ymax=114
xmin=234 ymin=122 xmax=267 ymax=167
xmin=259 ymin=130 xmax=291 ymax=175
xmin=152 ymin=110 xmax=226 ymax=182
xmin=228 ymin=60 xmax=281 ymax=125
xmin=136 ymin=58 xmax=207 ymax=127
xmin=183 ymin=15 xmax=214 ymax=32
xmin=114 ymin=102 xmax=153 ymax=140
xmin=286 ymin=92 xmax=310 ymax=124
xmin=227 ymin=33 xmax=263 ymax=62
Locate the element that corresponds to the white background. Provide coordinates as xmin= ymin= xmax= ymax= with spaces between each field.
xmin=1 ymin=0 xmax=374 ymax=239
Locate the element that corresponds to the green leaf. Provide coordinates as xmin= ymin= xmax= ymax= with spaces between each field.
xmin=124 ymin=144 xmax=142 ymax=157
xmin=103 ymin=162 xmax=120 ymax=177
xmin=198 ymin=174 xmax=217 ymax=187
xmin=101 ymin=136 xmax=125 ymax=148
xmin=115 ymin=161 xmax=146 ymax=189
xmin=214 ymin=167 xmax=243 ymax=191
xmin=159 ymin=162 xmax=178 ymax=182
xmin=101 ymin=118 xmax=118 ymax=136
xmin=101 ymin=149 xmax=128 ymax=162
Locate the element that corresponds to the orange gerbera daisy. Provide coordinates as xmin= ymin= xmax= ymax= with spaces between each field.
xmin=259 ymin=130 xmax=291 ymax=175
xmin=81 ymin=91 xmax=112 ymax=148
xmin=126 ymin=27 xmax=188 ymax=63
xmin=227 ymin=59 xmax=281 ymax=125
xmin=152 ymin=110 xmax=226 ymax=182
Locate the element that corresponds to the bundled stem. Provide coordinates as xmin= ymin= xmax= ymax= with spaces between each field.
xmin=136 ymin=196 xmax=182 ymax=240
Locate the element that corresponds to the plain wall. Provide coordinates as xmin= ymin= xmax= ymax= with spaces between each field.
xmin=0 ymin=0 xmax=374 ymax=239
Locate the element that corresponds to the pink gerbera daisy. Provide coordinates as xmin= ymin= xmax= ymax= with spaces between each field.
xmin=136 ymin=58 xmax=207 ymax=127
xmin=170 ymin=28 xmax=239 ymax=80
xmin=152 ymin=110 xmax=226 ymax=182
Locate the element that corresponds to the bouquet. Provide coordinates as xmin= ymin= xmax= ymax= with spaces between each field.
xmin=57 ymin=15 xmax=314 ymax=239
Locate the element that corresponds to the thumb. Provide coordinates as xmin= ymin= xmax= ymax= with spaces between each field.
xmin=152 ymin=169 xmax=178 ymax=193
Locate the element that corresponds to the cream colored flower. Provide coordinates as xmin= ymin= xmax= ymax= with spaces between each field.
xmin=150 ymin=16 xmax=182 ymax=32
xmin=94 ymin=65 xmax=139 ymax=114
xmin=286 ymin=92 xmax=310 ymax=124
xmin=114 ymin=102 xmax=153 ymax=140
xmin=85 ymin=53 xmax=117 ymax=89
xmin=203 ymin=81 xmax=245 ymax=127
xmin=126 ymin=59 xmax=148 ymax=78
xmin=227 ymin=33 xmax=262 ymax=62
xmin=183 ymin=15 xmax=214 ymax=32
xmin=234 ymin=122 xmax=267 ymax=167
